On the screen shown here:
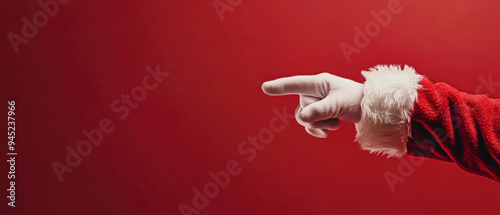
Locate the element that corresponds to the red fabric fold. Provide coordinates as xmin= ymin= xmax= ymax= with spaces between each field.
xmin=407 ymin=78 xmax=500 ymax=181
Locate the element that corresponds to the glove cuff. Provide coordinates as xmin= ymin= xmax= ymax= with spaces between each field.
xmin=355 ymin=65 xmax=423 ymax=157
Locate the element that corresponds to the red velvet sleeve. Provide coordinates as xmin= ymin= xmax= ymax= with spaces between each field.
xmin=406 ymin=78 xmax=500 ymax=181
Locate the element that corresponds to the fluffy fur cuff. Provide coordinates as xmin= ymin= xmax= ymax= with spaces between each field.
xmin=355 ymin=65 xmax=423 ymax=157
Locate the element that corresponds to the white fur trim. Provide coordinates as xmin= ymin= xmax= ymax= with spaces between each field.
xmin=355 ymin=65 xmax=423 ymax=157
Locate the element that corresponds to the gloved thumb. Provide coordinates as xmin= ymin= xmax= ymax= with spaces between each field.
xmin=300 ymin=97 xmax=337 ymax=122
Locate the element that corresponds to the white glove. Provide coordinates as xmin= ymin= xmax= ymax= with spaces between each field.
xmin=262 ymin=73 xmax=364 ymax=138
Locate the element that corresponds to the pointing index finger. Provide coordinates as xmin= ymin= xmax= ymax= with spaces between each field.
xmin=261 ymin=75 xmax=325 ymax=97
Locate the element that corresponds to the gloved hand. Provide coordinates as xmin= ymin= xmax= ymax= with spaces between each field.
xmin=262 ymin=73 xmax=364 ymax=138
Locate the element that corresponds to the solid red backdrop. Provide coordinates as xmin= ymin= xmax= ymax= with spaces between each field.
xmin=2 ymin=0 xmax=500 ymax=214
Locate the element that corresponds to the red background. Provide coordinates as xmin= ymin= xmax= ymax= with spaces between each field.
xmin=2 ymin=0 xmax=500 ymax=214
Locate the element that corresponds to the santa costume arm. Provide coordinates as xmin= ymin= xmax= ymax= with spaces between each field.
xmin=356 ymin=65 xmax=500 ymax=181
xmin=262 ymin=65 xmax=500 ymax=182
